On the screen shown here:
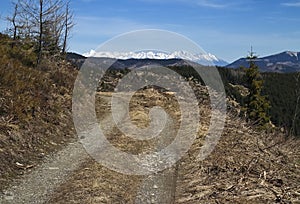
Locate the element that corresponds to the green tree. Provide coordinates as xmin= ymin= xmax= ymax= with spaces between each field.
xmin=244 ymin=49 xmax=271 ymax=126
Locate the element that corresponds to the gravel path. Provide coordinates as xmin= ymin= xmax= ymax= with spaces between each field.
xmin=0 ymin=93 xmax=182 ymax=204
xmin=0 ymin=141 xmax=88 ymax=204
xmin=135 ymin=116 xmax=178 ymax=203
xmin=135 ymin=167 xmax=178 ymax=203
xmin=0 ymin=94 xmax=125 ymax=204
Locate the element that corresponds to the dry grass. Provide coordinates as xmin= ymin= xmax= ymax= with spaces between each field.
xmin=176 ymin=114 xmax=300 ymax=203
xmin=0 ymin=52 xmax=78 ymax=189
xmin=50 ymin=85 xmax=300 ymax=203
xmin=0 ymin=52 xmax=299 ymax=203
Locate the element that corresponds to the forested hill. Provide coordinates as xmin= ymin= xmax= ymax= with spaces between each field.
xmin=218 ymin=66 xmax=300 ymax=137
xmin=227 ymin=51 xmax=300 ymax=73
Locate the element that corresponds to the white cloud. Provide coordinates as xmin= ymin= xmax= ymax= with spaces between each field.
xmin=80 ymin=0 xmax=97 ymax=2
xmin=196 ymin=0 xmax=227 ymax=8
xmin=281 ymin=1 xmax=300 ymax=7
xmin=138 ymin=0 xmax=229 ymax=9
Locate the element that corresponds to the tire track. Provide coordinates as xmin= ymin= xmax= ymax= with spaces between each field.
xmin=135 ymin=115 xmax=179 ymax=204
xmin=0 ymin=92 xmax=185 ymax=204
xmin=0 ymin=94 xmax=126 ymax=204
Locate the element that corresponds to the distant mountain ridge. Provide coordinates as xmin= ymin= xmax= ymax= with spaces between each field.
xmin=83 ymin=50 xmax=228 ymax=66
xmin=66 ymin=53 xmax=197 ymax=70
xmin=68 ymin=51 xmax=300 ymax=73
xmin=227 ymin=51 xmax=300 ymax=73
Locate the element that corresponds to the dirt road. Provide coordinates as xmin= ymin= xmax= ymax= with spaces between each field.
xmin=1 ymin=90 xmax=299 ymax=203
xmin=0 ymin=92 xmax=183 ymax=204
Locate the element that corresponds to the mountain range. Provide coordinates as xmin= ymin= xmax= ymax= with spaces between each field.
xmin=227 ymin=51 xmax=300 ymax=73
xmin=68 ymin=51 xmax=300 ymax=73
xmin=84 ymin=50 xmax=228 ymax=66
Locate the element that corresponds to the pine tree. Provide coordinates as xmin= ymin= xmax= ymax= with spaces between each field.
xmin=244 ymin=48 xmax=271 ymax=126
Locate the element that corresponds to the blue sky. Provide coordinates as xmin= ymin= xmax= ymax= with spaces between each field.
xmin=1 ymin=0 xmax=300 ymax=62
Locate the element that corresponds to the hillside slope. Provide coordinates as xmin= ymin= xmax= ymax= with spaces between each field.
xmin=0 ymin=34 xmax=78 ymax=189
xmin=45 ymin=72 xmax=300 ymax=203
xmin=0 ymin=39 xmax=299 ymax=203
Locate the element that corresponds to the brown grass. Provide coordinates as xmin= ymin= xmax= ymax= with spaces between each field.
xmin=0 ymin=45 xmax=78 ymax=189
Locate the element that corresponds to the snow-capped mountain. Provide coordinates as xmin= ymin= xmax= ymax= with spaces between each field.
xmin=84 ymin=50 xmax=228 ymax=66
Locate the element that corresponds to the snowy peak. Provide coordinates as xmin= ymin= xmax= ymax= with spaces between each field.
xmin=84 ymin=50 xmax=228 ymax=66
xmin=281 ymin=51 xmax=299 ymax=61
xmin=286 ymin=51 xmax=298 ymax=58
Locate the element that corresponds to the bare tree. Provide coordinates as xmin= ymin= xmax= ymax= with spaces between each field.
xmin=37 ymin=0 xmax=65 ymax=63
xmin=42 ymin=1 xmax=65 ymax=55
xmin=13 ymin=0 xmax=73 ymax=64
xmin=6 ymin=2 xmax=21 ymax=48
xmin=62 ymin=1 xmax=74 ymax=54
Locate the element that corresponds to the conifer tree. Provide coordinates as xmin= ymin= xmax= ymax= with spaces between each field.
xmin=244 ymin=48 xmax=271 ymax=126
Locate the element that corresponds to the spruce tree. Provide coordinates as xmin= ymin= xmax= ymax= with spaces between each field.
xmin=244 ymin=49 xmax=271 ymax=126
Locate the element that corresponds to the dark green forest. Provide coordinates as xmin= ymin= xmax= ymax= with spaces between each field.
xmin=218 ymin=67 xmax=300 ymax=137
xmin=165 ymin=65 xmax=300 ymax=137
